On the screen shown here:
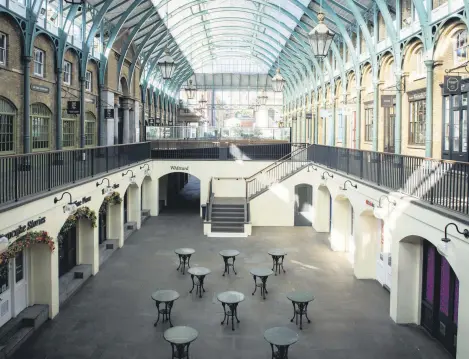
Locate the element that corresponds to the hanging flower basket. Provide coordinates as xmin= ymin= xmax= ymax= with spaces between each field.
xmin=0 ymin=231 xmax=55 ymax=277
xmin=60 ymin=207 xmax=97 ymax=237
xmin=99 ymin=192 xmax=123 ymax=214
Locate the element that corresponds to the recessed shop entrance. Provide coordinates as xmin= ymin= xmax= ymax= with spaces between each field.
xmin=421 ymin=240 xmax=459 ymax=357
xmin=58 ymin=226 xmax=77 ymax=277
xmin=294 ymin=184 xmax=312 ymax=226
xmin=159 ymin=173 xmax=198 ymax=214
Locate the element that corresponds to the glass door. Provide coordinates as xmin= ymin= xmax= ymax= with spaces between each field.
xmin=442 ymin=93 xmax=469 ymax=162
xmin=59 ymin=227 xmax=77 ymax=277
xmin=384 ymin=105 xmax=396 ymax=153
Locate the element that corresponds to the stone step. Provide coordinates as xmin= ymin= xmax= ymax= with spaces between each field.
xmin=212 ymin=204 xmax=244 ymax=209
xmin=211 ymin=226 xmax=245 ymax=233
xmin=212 ymin=208 xmax=244 ymax=214
xmin=211 ymin=216 xmax=245 ymax=222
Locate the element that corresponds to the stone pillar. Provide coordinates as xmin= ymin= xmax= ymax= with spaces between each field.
xmin=128 ymin=185 xmax=142 ymax=229
xmin=79 ymin=77 xmax=86 ymax=148
xmin=113 ymin=104 xmax=119 ymax=145
xmin=77 ymin=218 xmax=99 ymax=275
xmin=330 ymin=198 xmax=350 ymax=252
xmin=122 ymin=98 xmax=130 ymax=144
xmin=134 ymin=100 xmax=140 ymax=143
xmin=425 ymin=60 xmax=434 ymax=157
xmin=312 ymin=185 xmax=331 ymax=233
xmin=129 ymin=109 xmax=135 ymax=143
xmin=372 ymin=81 xmax=379 ymax=151
xmin=98 ymin=84 xmax=105 ymax=146
xmin=331 ymin=100 xmax=336 ymax=146
xmin=56 ymin=68 xmax=63 ymax=150
xmin=23 ymin=56 xmax=32 ymax=153
xmin=354 ymin=216 xmax=378 ymax=279
xmin=109 ymin=201 xmax=124 ymax=248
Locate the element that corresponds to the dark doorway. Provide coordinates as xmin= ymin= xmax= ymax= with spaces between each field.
xmin=422 ymin=240 xmax=458 ymax=357
xmin=383 ymin=99 xmax=396 ymax=153
xmin=161 ymin=173 xmax=200 ymax=214
xmin=123 ymin=190 xmax=128 ymax=224
xmin=99 ymin=203 xmax=107 ymax=245
xmin=118 ymin=108 xmax=124 ymax=145
xmin=294 ymin=184 xmax=312 ymax=226
xmin=58 ymin=226 xmax=77 ymax=277
xmin=442 ymin=90 xmax=468 ymax=162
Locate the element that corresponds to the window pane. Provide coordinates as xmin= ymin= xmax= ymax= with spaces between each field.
xmin=15 ymin=251 xmax=23 ymax=283
xmin=454 ymin=110 xmax=460 ymax=151
xmin=0 ymin=113 xmax=14 ymax=152
xmin=444 ymin=97 xmax=450 ymax=151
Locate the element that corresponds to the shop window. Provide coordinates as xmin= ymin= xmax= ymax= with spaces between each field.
xmin=409 ymin=99 xmax=426 ymax=145
xmin=454 ymin=30 xmax=468 ymax=65
xmin=85 ymin=70 xmax=92 ymax=91
xmin=0 ymin=33 xmax=6 ymax=65
xmin=62 ymin=110 xmax=77 ymax=148
xmin=85 ymin=112 xmax=96 ymax=146
xmin=15 ymin=251 xmax=23 ymax=283
xmin=33 ymin=48 xmax=45 ymax=77
xmin=63 ymin=61 xmax=72 ymax=85
xmin=30 ymin=103 xmax=51 ymax=150
xmin=0 ymin=97 xmax=15 ymax=153
xmin=364 ymin=107 xmax=373 ymax=142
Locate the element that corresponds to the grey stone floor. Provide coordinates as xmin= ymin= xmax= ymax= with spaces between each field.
xmin=14 ymin=184 xmax=452 ymax=359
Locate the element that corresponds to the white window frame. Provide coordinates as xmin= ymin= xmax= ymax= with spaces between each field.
xmin=85 ymin=70 xmax=92 ymax=91
xmin=415 ymin=49 xmax=425 ymax=77
xmin=33 ymin=48 xmax=44 ymax=77
xmin=63 ymin=61 xmax=72 ymax=85
xmin=454 ymin=30 xmax=468 ymax=66
xmin=0 ymin=32 xmax=6 ymax=66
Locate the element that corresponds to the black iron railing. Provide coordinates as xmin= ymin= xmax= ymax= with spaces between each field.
xmin=0 ymin=143 xmax=151 ymax=207
xmin=310 ymin=145 xmax=469 ymax=215
xmin=151 ymin=142 xmax=300 ymax=161
xmin=246 ymin=144 xmax=310 ymax=200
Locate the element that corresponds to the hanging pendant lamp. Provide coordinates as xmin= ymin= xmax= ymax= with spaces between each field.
xmin=272 ymin=68 xmax=286 ymax=93
xmin=308 ymin=12 xmax=335 ymax=59
xmin=158 ymin=4 xmax=176 ymax=80
xmin=257 ymin=88 xmax=268 ymax=105
xmin=185 ymin=80 xmax=196 ymax=100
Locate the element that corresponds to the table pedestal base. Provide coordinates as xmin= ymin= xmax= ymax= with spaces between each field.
xmin=221 ymin=303 xmax=240 ymax=331
xmin=290 ymin=301 xmax=311 ymax=330
xmin=222 ymin=256 xmax=237 ymax=276
xmin=177 ymin=254 xmax=192 ymax=274
xmin=170 ymin=343 xmax=191 ymax=359
xmin=270 ymin=344 xmax=290 ymax=359
xmin=190 ymin=275 xmax=206 ymax=298
xmin=252 ymin=275 xmax=269 ymax=299
xmin=154 ymin=301 xmax=175 ymax=327
xmin=271 ymin=255 xmax=286 ymax=275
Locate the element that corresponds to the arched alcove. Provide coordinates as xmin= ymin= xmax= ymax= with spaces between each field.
xmin=331 ymin=195 xmax=354 ymax=256
xmin=294 ymin=184 xmax=312 ymax=226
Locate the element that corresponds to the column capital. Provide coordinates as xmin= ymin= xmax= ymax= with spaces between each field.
xmin=424 ymin=60 xmax=435 ymax=68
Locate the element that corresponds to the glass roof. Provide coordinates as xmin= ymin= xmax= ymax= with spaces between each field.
xmin=153 ymin=0 xmax=311 ymax=74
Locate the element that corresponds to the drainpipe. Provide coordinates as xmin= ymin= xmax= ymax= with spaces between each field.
xmin=56 ymin=65 xmax=63 ymax=150
xmin=79 ymin=76 xmax=86 ymax=148
xmin=23 ymin=56 xmax=32 ymax=153
xmin=372 ymin=79 xmax=379 ymax=151
xmin=425 ymin=60 xmax=434 ymax=158
xmin=395 ymin=74 xmax=402 ymax=154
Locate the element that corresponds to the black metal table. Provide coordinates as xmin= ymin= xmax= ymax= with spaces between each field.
xmin=250 ymin=267 xmax=274 ymax=299
xmin=164 ymin=326 xmax=198 ymax=359
xmin=187 ymin=267 xmax=211 ymax=298
xmin=286 ymin=291 xmax=314 ymax=330
xmin=175 ymin=248 xmax=195 ymax=274
xmin=264 ymin=327 xmax=299 ymax=359
xmin=219 ymin=249 xmax=240 ymax=276
xmin=217 ymin=291 xmax=245 ymax=331
xmin=151 ymin=290 xmax=180 ymax=327
xmin=268 ymin=249 xmax=287 ymax=275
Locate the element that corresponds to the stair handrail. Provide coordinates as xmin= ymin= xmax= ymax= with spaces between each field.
xmin=245 ymin=143 xmax=308 ymax=182
xmin=206 ymin=177 xmax=214 ymax=221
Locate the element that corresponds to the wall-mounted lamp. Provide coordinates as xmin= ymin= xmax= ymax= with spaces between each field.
xmin=439 ymin=223 xmax=469 ymax=256
xmin=140 ymin=163 xmax=151 ymax=176
xmin=97 ymin=178 xmax=114 ymax=196
xmin=307 ymin=164 xmax=318 ymax=172
xmin=54 ymin=191 xmax=77 ymax=215
xmin=340 ymin=180 xmax=357 ymax=191
xmin=321 ymin=171 xmax=333 ymax=180
xmin=122 ymin=170 xmax=136 ymax=184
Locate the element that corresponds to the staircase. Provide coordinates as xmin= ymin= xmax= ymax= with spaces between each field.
xmin=211 ymin=198 xmax=246 ymax=234
xmin=245 ymin=144 xmax=311 ymax=201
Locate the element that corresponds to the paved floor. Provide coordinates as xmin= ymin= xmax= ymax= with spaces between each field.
xmin=14 ymin=179 xmax=452 ymax=359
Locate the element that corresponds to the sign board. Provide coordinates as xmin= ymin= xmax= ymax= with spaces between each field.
xmin=30 ymin=84 xmax=49 ymax=93
xmin=0 ymin=217 xmax=46 ymax=240
xmin=170 ymin=166 xmax=189 ymax=171
xmin=443 ymin=75 xmax=462 ymax=95
xmin=305 ymin=112 xmax=313 ymax=120
xmin=104 ymin=108 xmax=114 ymax=119
xmin=381 ymin=95 xmax=395 ymax=108
xmin=67 ymin=101 xmax=80 ymax=115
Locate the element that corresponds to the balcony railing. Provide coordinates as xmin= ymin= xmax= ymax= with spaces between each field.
xmin=0 ymin=143 xmax=151 ymax=208
xmin=146 ymin=126 xmax=291 ymax=142
xmin=310 ymin=145 xmax=469 ymax=215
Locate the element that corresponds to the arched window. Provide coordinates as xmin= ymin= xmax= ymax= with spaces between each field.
xmin=62 ymin=110 xmax=77 ymax=148
xmin=30 ymin=103 xmax=51 ymax=150
xmin=415 ymin=49 xmax=425 ymax=77
xmin=85 ymin=112 xmax=97 ymax=146
xmin=454 ymin=30 xmax=468 ymax=65
xmin=0 ymin=97 xmax=16 ymax=153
